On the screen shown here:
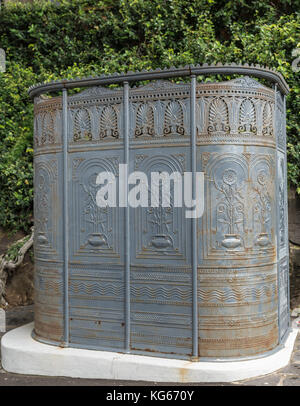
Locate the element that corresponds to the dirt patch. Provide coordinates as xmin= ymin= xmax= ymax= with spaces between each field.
xmin=4 ymin=252 xmax=34 ymax=307
xmin=0 ymin=228 xmax=25 ymax=255
xmin=290 ymin=243 xmax=300 ymax=311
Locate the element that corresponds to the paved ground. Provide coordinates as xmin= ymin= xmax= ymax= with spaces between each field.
xmin=0 ymin=305 xmax=299 ymax=386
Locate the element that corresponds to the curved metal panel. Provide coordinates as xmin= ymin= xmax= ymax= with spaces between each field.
xmin=32 ymin=72 xmax=289 ymax=360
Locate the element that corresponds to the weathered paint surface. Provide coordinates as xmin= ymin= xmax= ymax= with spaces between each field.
xmin=33 ymin=74 xmax=289 ymax=359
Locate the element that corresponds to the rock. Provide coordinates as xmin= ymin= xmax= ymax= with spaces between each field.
xmin=4 ymin=252 xmax=34 ymax=307
xmin=290 ymin=244 xmax=300 ymax=268
xmin=288 ymin=188 xmax=300 ymax=245
xmin=0 ymin=308 xmax=5 ymax=332
xmin=0 ymin=228 xmax=25 ymax=256
xmin=291 ymin=308 xmax=300 ymax=317
xmin=290 ymin=243 xmax=300 ymax=310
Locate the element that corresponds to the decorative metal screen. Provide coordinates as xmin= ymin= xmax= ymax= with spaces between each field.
xmin=31 ymin=64 xmax=290 ymax=360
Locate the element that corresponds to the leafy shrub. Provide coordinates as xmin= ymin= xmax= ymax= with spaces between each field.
xmin=0 ymin=0 xmax=299 ymax=231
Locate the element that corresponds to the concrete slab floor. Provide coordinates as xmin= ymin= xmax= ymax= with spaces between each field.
xmin=0 ymin=305 xmax=299 ymax=386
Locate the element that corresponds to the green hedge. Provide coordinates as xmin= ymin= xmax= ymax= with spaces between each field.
xmin=0 ymin=0 xmax=299 ymax=231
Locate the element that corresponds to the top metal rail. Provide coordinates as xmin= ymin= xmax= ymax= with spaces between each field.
xmin=28 ymin=63 xmax=290 ymax=97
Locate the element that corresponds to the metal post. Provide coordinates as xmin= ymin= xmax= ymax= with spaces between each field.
xmin=274 ymin=84 xmax=280 ymax=343
xmin=123 ymin=81 xmax=130 ymax=352
xmin=62 ymin=87 xmax=69 ymax=347
xmin=274 ymin=83 xmax=282 ymax=344
xmin=284 ymin=94 xmax=290 ymax=329
xmin=190 ymin=75 xmax=198 ymax=359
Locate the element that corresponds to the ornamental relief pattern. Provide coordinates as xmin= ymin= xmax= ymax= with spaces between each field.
xmin=278 ymin=157 xmax=286 ymax=249
xmin=33 ymin=76 xmax=275 ymax=147
xmin=202 ymin=152 xmax=275 ymax=260
xmin=278 ymin=257 xmax=289 ymax=340
xmin=66 ymin=95 xmax=274 ymax=143
xmin=135 ymin=103 xmax=155 ymax=137
xmin=67 ymin=95 xmax=274 ymax=143
xmin=276 ymin=90 xmax=286 ymax=151
xmin=133 ymin=153 xmax=187 ymax=261
xmin=69 ymin=104 xmax=121 ymax=142
xmin=199 ymin=96 xmax=274 ymax=140
xmin=34 ymin=109 xmax=61 ymax=147
xmin=277 ymin=151 xmax=288 ymax=259
xmin=34 ymin=159 xmax=59 ymax=258
xmin=131 ymin=98 xmax=188 ymax=138
xmin=70 ymin=156 xmax=121 ymax=260
xmin=33 ymin=77 xmax=275 ymax=148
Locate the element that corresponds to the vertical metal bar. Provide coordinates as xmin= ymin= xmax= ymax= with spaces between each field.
xmin=284 ymin=94 xmax=291 ymax=329
xmin=274 ymin=83 xmax=282 ymax=344
xmin=123 ymin=81 xmax=130 ymax=352
xmin=62 ymin=87 xmax=69 ymax=346
xmin=190 ymin=75 xmax=198 ymax=359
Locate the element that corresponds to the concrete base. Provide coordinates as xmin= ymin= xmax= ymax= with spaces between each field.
xmin=1 ymin=323 xmax=299 ymax=383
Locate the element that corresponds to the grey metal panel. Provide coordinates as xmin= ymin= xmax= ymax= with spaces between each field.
xmin=68 ymin=149 xmax=124 ymax=349
xmin=32 ymin=70 xmax=289 ymax=360
xmin=129 ymin=148 xmax=193 ymax=356
xmin=33 ymin=92 xmax=64 ymax=344
xmin=33 ymin=150 xmax=64 ymax=342
xmin=275 ymin=89 xmax=290 ymax=341
xmin=68 ymin=151 xmax=123 ymax=264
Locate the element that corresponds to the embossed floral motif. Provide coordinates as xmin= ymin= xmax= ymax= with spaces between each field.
xmin=208 ymin=98 xmax=230 ymax=133
xmin=148 ymin=206 xmax=173 ymax=250
xmin=42 ymin=112 xmax=55 ymax=144
xmin=239 ymin=99 xmax=256 ymax=133
xmin=222 ymin=169 xmax=237 ymax=186
xmin=276 ymin=109 xmax=284 ymax=146
xmin=262 ymin=102 xmax=273 ymax=136
xmin=163 ymin=100 xmax=184 ymax=135
xmin=279 ymin=159 xmax=285 ymax=248
xmin=35 ymin=172 xmax=49 ymax=245
xmin=252 ymin=169 xmax=271 ymax=246
xmin=35 ymin=114 xmax=45 ymax=147
xmin=230 ymin=76 xmax=263 ymax=88
xmin=82 ymin=172 xmax=109 ymax=249
xmin=148 ymin=206 xmax=172 ymax=234
xmin=279 ymin=259 xmax=289 ymax=339
xmin=146 ymin=175 xmax=174 ymax=251
xmin=99 ymin=106 xmax=119 ymax=138
xmin=257 ymin=169 xmax=267 ymax=186
xmin=215 ymin=168 xmax=244 ymax=249
xmin=135 ymin=103 xmax=155 ymax=137
xmin=74 ymin=108 xmax=92 ymax=141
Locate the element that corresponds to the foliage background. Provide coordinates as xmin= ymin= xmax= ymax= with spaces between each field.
xmin=0 ymin=0 xmax=299 ymax=232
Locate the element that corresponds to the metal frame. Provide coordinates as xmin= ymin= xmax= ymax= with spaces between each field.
xmin=30 ymin=63 xmax=290 ymax=361
xmin=283 ymin=94 xmax=291 ymax=330
xmin=62 ymin=87 xmax=69 ymax=347
xmin=29 ymin=64 xmax=289 ymax=98
xmin=190 ymin=75 xmax=198 ymax=359
xmin=123 ymin=81 xmax=131 ymax=351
